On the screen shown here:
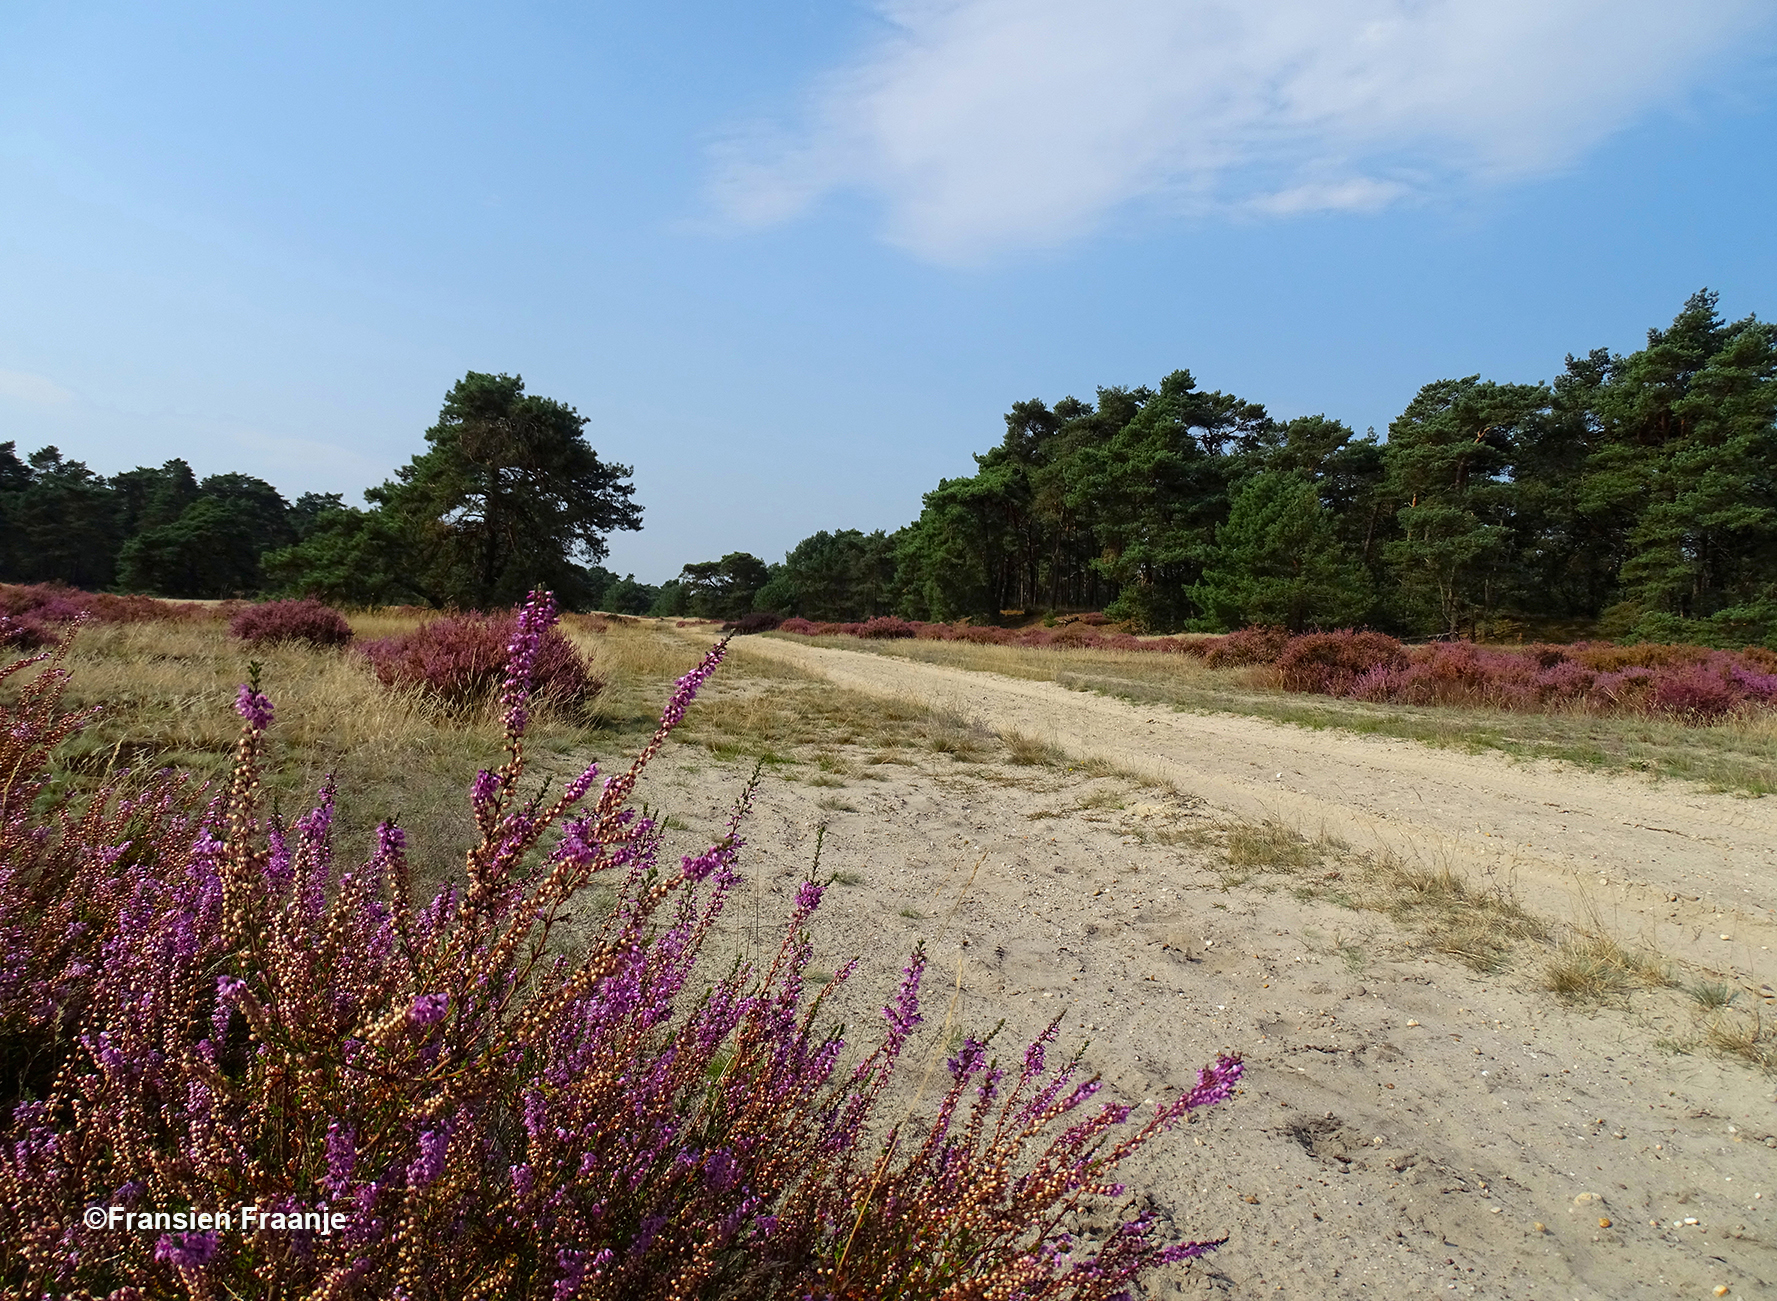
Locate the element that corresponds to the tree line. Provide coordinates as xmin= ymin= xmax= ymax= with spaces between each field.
xmin=9 ymin=293 xmax=1773 ymax=644
xmin=661 ymin=290 xmax=1777 ymax=645
xmin=0 ymin=372 xmax=658 ymax=612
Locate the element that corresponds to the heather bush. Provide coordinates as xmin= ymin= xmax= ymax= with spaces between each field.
xmin=0 ymin=582 xmax=217 ymax=648
xmin=229 ymin=598 xmax=355 ymax=649
xmin=851 ymin=615 xmax=915 ymax=639
xmin=359 ymin=611 xmax=601 ymax=714
xmin=1271 ymin=630 xmax=1407 ymax=694
xmin=0 ymin=596 xmax=1241 ymax=1299
xmin=1650 ymin=665 xmax=1743 ymax=720
xmin=1201 ymin=625 xmax=1291 ymax=668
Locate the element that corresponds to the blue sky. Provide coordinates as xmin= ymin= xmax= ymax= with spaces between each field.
xmin=3 ymin=1 xmax=1775 ymax=583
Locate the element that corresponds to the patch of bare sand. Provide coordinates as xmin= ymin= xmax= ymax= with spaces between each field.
xmin=613 ymin=633 xmax=1775 ymax=1299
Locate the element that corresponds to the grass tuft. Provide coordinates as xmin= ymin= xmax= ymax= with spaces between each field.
xmin=1541 ymin=931 xmax=1674 ymax=1004
xmin=1002 ymin=730 xmax=1065 ymax=766
xmin=1690 ymin=981 xmax=1740 ymax=1010
xmin=1702 ymin=1008 xmax=1777 ymax=1071
xmin=1225 ymin=820 xmax=1321 ymax=870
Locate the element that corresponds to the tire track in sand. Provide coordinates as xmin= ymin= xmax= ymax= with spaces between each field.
xmin=728 ymin=634 xmax=1777 ymax=980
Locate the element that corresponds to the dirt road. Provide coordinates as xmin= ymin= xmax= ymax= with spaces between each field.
xmin=734 ymin=634 xmax=1777 ymax=982
xmin=633 ymin=630 xmax=1777 ymax=1298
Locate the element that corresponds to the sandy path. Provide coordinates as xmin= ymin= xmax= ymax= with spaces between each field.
xmin=730 ymin=635 xmax=1777 ymax=983
xmin=626 ymin=631 xmax=1777 ymax=1298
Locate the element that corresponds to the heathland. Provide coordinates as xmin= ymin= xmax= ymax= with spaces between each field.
xmin=7 ymin=600 xmax=1774 ymax=1297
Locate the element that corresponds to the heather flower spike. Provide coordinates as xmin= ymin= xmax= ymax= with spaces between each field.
xmin=233 ymin=682 xmax=274 ymax=731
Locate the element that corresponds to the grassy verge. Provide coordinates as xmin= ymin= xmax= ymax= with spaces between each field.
xmin=11 ymin=617 xmax=1076 ymax=868
xmin=15 ymin=615 xmax=725 ymax=870
xmin=773 ymin=634 xmax=1777 ymax=795
xmin=1191 ymin=817 xmax=1546 ymax=973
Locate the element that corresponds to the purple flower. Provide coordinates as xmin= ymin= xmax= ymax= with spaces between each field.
xmin=408 ymin=992 xmax=448 ymax=1026
xmin=154 ymin=1231 xmax=218 ymax=1268
xmin=946 ymin=1037 xmax=986 ymax=1080
xmin=233 ymin=684 xmax=274 ymax=731
xmin=324 ymin=1121 xmax=357 ymax=1197
xmin=500 ymin=590 xmax=558 ymax=736
xmin=882 ymin=948 xmax=926 ymax=1044
xmin=470 ymin=769 xmax=501 ymax=812
xmin=1182 ymin=1054 xmax=1244 ymax=1110
xmin=1159 ymin=1237 xmax=1229 ymax=1263
xmin=407 ymin=1127 xmax=449 ymax=1187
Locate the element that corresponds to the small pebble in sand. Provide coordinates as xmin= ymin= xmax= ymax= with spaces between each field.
xmin=1598 ymin=1217 xmax=1611 ymax=1228
xmin=1533 ymin=1222 xmax=1546 ymax=1233
xmin=1722 ymin=933 xmax=1732 ymax=941
xmin=1406 ymin=1019 xmax=1420 ymax=1027
xmin=1715 ymin=1288 xmax=1730 ymax=1297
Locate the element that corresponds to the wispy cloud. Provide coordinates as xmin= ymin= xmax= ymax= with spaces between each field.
xmin=710 ymin=0 xmax=1774 ymax=262
xmin=0 ymin=368 xmax=75 ymax=407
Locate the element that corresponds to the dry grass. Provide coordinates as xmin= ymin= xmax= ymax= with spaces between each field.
xmin=1540 ymin=930 xmax=1675 ymax=1004
xmin=1208 ymin=819 xmax=1544 ymax=971
xmin=1225 ymin=820 xmax=1321 ymax=871
xmin=13 ymin=614 xmax=721 ymax=873
xmin=1701 ymin=1007 xmax=1777 ymax=1071
xmin=780 ymin=633 xmax=1777 ymax=794
xmin=12 ymin=614 xmax=1083 ymax=882
xmin=1373 ymin=858 xmax=1545 ymax=972
xmin=1002 ymin=730 xmax=1064 ymax=767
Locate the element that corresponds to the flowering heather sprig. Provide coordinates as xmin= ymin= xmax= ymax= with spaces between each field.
xmin=499 ymin=588 xmax=556 ymax=740
xmin=0 ymin=609 xmax=1237 ymax=1300
xmin=234 ymin=683 xmax=274 ymax=731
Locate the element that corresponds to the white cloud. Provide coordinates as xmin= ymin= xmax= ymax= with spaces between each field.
xmin=0 ymin=368 xmax=75 ymax=407
xmin=710 ymin=0 xmax=1775 ymax=261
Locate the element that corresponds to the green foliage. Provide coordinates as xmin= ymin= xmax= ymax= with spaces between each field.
xmin=1190 ymin=470 xmax=1374 ymax=632
xmin=262 ymin=506 xmax=415 ymax=606
xmin=8 ymin=293 xmax=1777 ymax=648
xmin=672 ymin=551 xmax=770 ymax=619
xmin=753 ymin=529 xmax=898 ymax=619
xmin=648 ymin=578 xmax=688 ymax=617
xmin=0 ymin=446 xmax=121 ymax=589
xmin=1380 ymin=376 xmax=1547 ymax=635
xmin=117 ymin=472 xmax=295 ymax=598
xmin=365 ymin=372 xmax=643 ymax=609
xmin=601 ymin=573 xmax=659 ymax=615
xmin=732 ymin=295 xmax=1777 ymax=645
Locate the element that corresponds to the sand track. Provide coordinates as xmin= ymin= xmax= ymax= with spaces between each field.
xmin=732 ymin=635 xmax=1777 ymax=983
xmin=641 ymin=630 xmax=1777 ymax=1297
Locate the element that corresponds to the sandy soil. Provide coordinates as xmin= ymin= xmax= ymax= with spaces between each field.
xmin=624 ymin=632 xmax=1776 ymax=1300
